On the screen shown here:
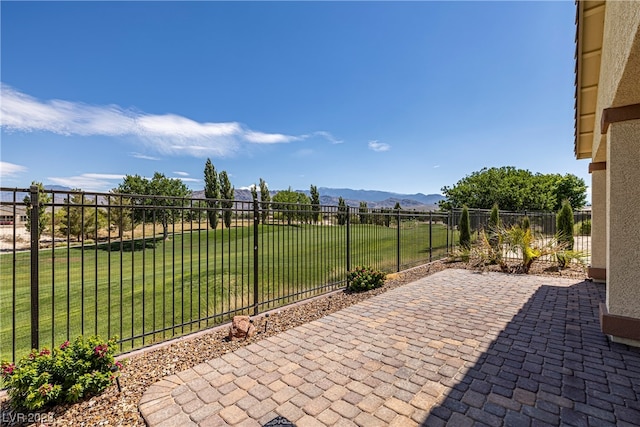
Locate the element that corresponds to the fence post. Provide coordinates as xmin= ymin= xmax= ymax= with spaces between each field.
xmin=429 ymin=211 xmax=433 ymax=262
xmin=346 ymin=207 xmax=351 ymax=275
xmin=396 ymin=209 xmax=401 ymax=272
xmin=29 ymin=185 xmax=40 ymax=350
xmin=253 ymin=201 xmax=259 ymax=316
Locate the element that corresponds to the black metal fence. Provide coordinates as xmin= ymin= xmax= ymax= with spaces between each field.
xmin=0 ymin=187 xmax=591 ymax=363
xmin=0 ymin=187 xmax=455 ymax=363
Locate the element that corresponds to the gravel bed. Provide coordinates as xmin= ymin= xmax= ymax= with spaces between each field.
xmin=0 ymin=260 xmax=587 ymax=426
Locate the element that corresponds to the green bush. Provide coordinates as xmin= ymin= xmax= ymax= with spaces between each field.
xmin=556 ymin=200 xmax=574 ymax=250
xmin=489 ymin=203 xmax=500 ymax=229
xmin=347 ymin=266 xmax=385 ymax=292
xmin=521 ymin=216 xmax=530 ymax=231
xmin=1 ymin=336 xmax=123 ymax=410
xmin=459 ymin=206 xmax=471 ymax=250
xmin=575 ymin=219 xmax=591 ymax=236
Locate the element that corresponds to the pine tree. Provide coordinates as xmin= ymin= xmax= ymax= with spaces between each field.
xmin=219 ymin=171 xmax=234 ymax=229
xmin=556 ymin=200 xmax=574 ymax=250
xmin=489 ymin=203 xmax=500 ymax=230
xmin=459 ymin=206 xmax=471 ymax=250
xmin=204 ymin=159 xmax=219 ymax=229
xmin=259 ymin=178 xmax=270 ymax=224
xmin=310 ymin=185 xmax=320 ymax=224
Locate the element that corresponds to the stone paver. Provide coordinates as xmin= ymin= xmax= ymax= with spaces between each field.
xmin=140 ymin=269 xmax=640 ymax=426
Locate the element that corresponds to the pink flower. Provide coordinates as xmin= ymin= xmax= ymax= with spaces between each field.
xmin=39 ymin=348 xmax=51 ymax=356
xmin=60 ymin=340 xmax=70 ymax=350
xmin=114 ymin=361 xmax=123 ymax=370
xmin=1 ymin=362 xmax=15 ymax=377
xmin=94 ymin=344 xmax=108 ymax=358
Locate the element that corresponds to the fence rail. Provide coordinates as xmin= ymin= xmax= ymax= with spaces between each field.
xmin=0 ymin=187 xmax=590 ymax=363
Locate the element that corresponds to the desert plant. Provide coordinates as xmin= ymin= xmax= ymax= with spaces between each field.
xmin=556 ymin=249 xmax=589 ymax=270
xmin=346 ymin=266 xmax=385 ymax=292
xmin=557 ymin=200 xmax=574 ymax=250
xmin=469 ymin=229 xmax=507 ymax=272
xmin=459 ymin=206 xmax=471 ymax=250
xmin=0 ymin=336 xmax=123 ymax=410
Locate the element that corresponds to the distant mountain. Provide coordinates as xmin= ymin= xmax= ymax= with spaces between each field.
xmin=3 ymin=185 xmax=445 ymax=210
xmin=193 ymin=187 xmax=444 ymax=210
xmin=313 ymin=187 xmax=444 ymax=206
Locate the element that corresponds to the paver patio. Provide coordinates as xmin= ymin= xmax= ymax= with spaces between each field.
xmin=139 ymin=269 xmax=640 ymax=426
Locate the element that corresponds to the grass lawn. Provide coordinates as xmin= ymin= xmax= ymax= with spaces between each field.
xmin=0 ymin=221 xmax=452 ymax=362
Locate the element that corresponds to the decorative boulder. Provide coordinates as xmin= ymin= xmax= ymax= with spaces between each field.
xmin=228 ymin=315 xmax=256 ymax=340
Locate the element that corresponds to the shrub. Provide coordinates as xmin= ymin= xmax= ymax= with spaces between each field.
xmin=556 ymin=200 xmax=574 ymax=250
xmin=489 ymin=203 xmax=500 ymax=229
xmin=1 ymin=336 xmax=123 ymax=410
xmin=459 ymin=206 xmax=471 ymax=250
xmin=347 ymin=266 xmax=385 ymax=292
xmin=575 ymin=219 xmax=591 ymax=236
xmin=521 ymin=216 xmax=530 ymax=231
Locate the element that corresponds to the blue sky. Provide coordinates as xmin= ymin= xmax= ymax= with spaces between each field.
xmin=0 ymin=1 xmax=588 ymax=197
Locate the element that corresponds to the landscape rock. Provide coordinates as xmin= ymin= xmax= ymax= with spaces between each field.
xmin=228 ymin=315 xmax=256 ymax=340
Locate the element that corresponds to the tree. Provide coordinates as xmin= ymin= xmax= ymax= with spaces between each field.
xmin=23 ymin=181 xmax=51 ymax=240
xmin=556 ymin=200 xmax=574 ymax=250
xmin=219 ymin=171 xmax=234 ymax=228
xmin=272 ymin=187 xmax=299 ymax=225
xmin=310 ymin=185 xmax=321 ymax=224
xmin=204 ymin=159 xmax=220 ymax=230
xmin=259 ymin=178 xmax=270 ymax=224
xmin=439 ymin=167 xmax=587 ymax=211
xmin=358 ymin=201 xmax=368 ymax=225
xmin=337 ymin=197 xmax=348 ymax=226
xmin=459 ymin=206 xmax=471 ymax=250
xmin=108 ymin=193 xmax=134 ymax=245
xmin=114 ymin=172 xmax=190 ymax=240
xmin=489 ymin=203 xmax=500 ymax=230
xmin=58 ymin=191 xmax=106 ymax=241
xmin=550 ymin=174 xmax=588 ymax=212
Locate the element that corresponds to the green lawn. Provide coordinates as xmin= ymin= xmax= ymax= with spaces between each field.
xmin=0 ymin=221 xmax=452 ymax=362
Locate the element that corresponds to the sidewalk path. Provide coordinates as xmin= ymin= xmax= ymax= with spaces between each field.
xmin=139 ymin=269 xmax=640 ymax=426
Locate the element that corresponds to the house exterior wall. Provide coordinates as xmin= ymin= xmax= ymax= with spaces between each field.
xmin=590 ymin=168 xmax=606 ymax=281
xmin=592 ymin=2 xmax=640 ymax=158
xmin=606 ymin=120 xmax=640 ymax=322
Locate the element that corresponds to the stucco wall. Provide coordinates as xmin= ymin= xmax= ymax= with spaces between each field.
xmin=592 ymin=1 xmax=640 ymax=159
xmin=606 ymin=119 xmax=640 ymax=319
xmin=590 ymin=169 xmax=606 ymax=273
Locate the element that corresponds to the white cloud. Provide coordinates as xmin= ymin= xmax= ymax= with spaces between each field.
xmin=244 ymin=130 xmax=302 ymax=144
xmin=47 ymin=173 xmax=125 ymax=191
xmin=177 ymin=177 xmax=200 ymax=183
xmin=309 ymin=131 xmax=343 ymax=144
xmin=173 ymin=171 xmax=189 ymax=176
xmin=0 ymin=161 xmax=27 ymax=178
xmin=131 ymin=152 xmax=160 ymax=161
xmin=433 ymin=165 xmax=440 ymax=168
xmin=368 ymin=140 xmax=390 ymax=152
xmin=0 ymin=84 xmax=329 ymax=158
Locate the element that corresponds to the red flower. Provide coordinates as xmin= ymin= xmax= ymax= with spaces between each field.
xmin=39 ymin=348 xmax=51 ymax=356
xmin=1 ymin=362 xmax=15 ymax=377
xmin=60 ymin=340 xmax=70 ymax=350
xmin=94 ymin=344 xmax=108 ymax=358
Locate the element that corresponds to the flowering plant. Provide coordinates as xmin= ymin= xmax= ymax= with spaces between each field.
xmin=0 ymin=335 xmax=124 ymax=410
xmin=347 ymin=266 xmax=386 ymax=292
